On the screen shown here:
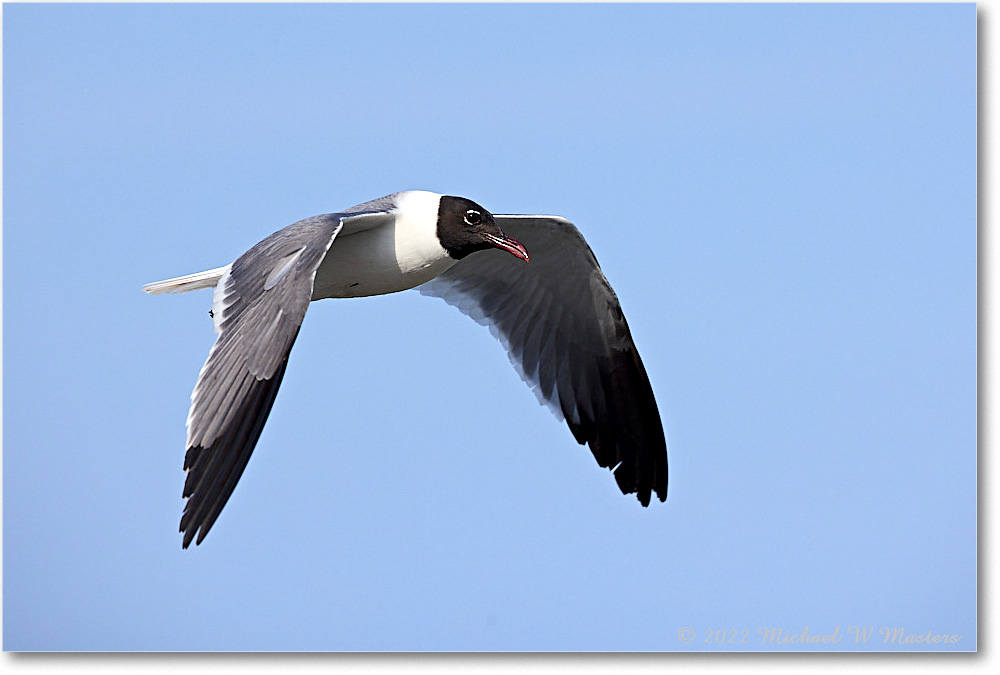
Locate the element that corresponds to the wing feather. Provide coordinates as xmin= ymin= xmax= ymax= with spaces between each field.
xmin=419 ymin=215 xmax=668 ymax=505
xmin=179 ymin=214 xmax=344 ymax=547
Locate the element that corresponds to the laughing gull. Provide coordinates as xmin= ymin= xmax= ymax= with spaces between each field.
xmin=144 ymin=191 xmax=667 ymax=547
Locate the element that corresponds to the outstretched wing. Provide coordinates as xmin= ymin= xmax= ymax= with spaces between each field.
xmin=180 ymin=213 xmax=347 ymax=548
xmin=419 ymin=215 xmax=667 ymax=505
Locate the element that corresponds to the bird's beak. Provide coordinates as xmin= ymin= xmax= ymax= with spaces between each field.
xmin=481 ymin=232 xmax=530 ymax=262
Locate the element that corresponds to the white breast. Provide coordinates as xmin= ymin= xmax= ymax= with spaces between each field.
xmin=311 ymin=191 xmax=457 ymax=299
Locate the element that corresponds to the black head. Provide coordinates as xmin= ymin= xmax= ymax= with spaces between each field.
xmin=436 ymin=196 xmax=529 ymax=262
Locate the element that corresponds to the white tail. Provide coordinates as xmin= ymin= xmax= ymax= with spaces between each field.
xmin=143 ymin=264 xmax=231 ymax=295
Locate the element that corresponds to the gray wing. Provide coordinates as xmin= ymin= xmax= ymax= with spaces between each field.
xmin=180 ymin=213 xmax=347 ymax=548
xmin=419 ymin=215 xmax=667 ymax=506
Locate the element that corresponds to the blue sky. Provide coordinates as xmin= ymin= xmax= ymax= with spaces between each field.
xmin=2 ymin=2 xmax=976 ymax=651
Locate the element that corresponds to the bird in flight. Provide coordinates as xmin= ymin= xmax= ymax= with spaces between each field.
xmin=144 ymin=191 xmax=667 ymax=547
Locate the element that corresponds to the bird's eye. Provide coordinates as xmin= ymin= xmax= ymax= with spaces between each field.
xmin=464 ymin=210 xmax=482 ymax=226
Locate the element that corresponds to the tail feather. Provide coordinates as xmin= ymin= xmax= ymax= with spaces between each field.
xmin=143 ymin=265 xmax=230 ymax=295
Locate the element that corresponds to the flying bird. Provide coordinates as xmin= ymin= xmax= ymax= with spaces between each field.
xmin=144 ymin=191 xmax=667 ymax=547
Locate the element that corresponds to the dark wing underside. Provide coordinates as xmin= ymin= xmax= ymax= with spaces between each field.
xmin=419 ymin=215 xmax=668 ymax=505
xmin=180 ymin=214 xmax=344 ymax=547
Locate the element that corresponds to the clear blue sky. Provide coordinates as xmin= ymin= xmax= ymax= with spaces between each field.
xmin=3 ymin=3 xmax=976 ymax=651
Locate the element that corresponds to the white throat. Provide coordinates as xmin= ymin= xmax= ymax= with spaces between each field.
xmin=390 ymin=191 xmax=450 ymax=274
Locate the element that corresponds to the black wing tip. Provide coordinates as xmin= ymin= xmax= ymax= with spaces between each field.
xmin=613 ymin=458 xmax=668 ymax=506
xmin=180 ymin=520 xmax=212 ymax=549
xmin=638 ymin=483 xmax=669 ymax=507
xmin=179 ymin=444 xmax=212 ymax=548
xmin=572 ymin=423 xmax=669 ymax=508
xmin=590 ymin=444 xmax=669 ymax=507
xmin=632 ymin=484 xmax=669 ymax=508
xmin=180 ymin=511 xmax=209 ymax=549
xmin=179 ymin=500 xmax=205 ymax=548
xmin=180 ymin=532 xmax=207 ymax=549
xmin=177 ymin=359 xmax=291 ymax=549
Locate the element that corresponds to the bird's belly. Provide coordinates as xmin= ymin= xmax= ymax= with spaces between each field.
xmin=311 ymin=227 xmax=455 ymax=299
